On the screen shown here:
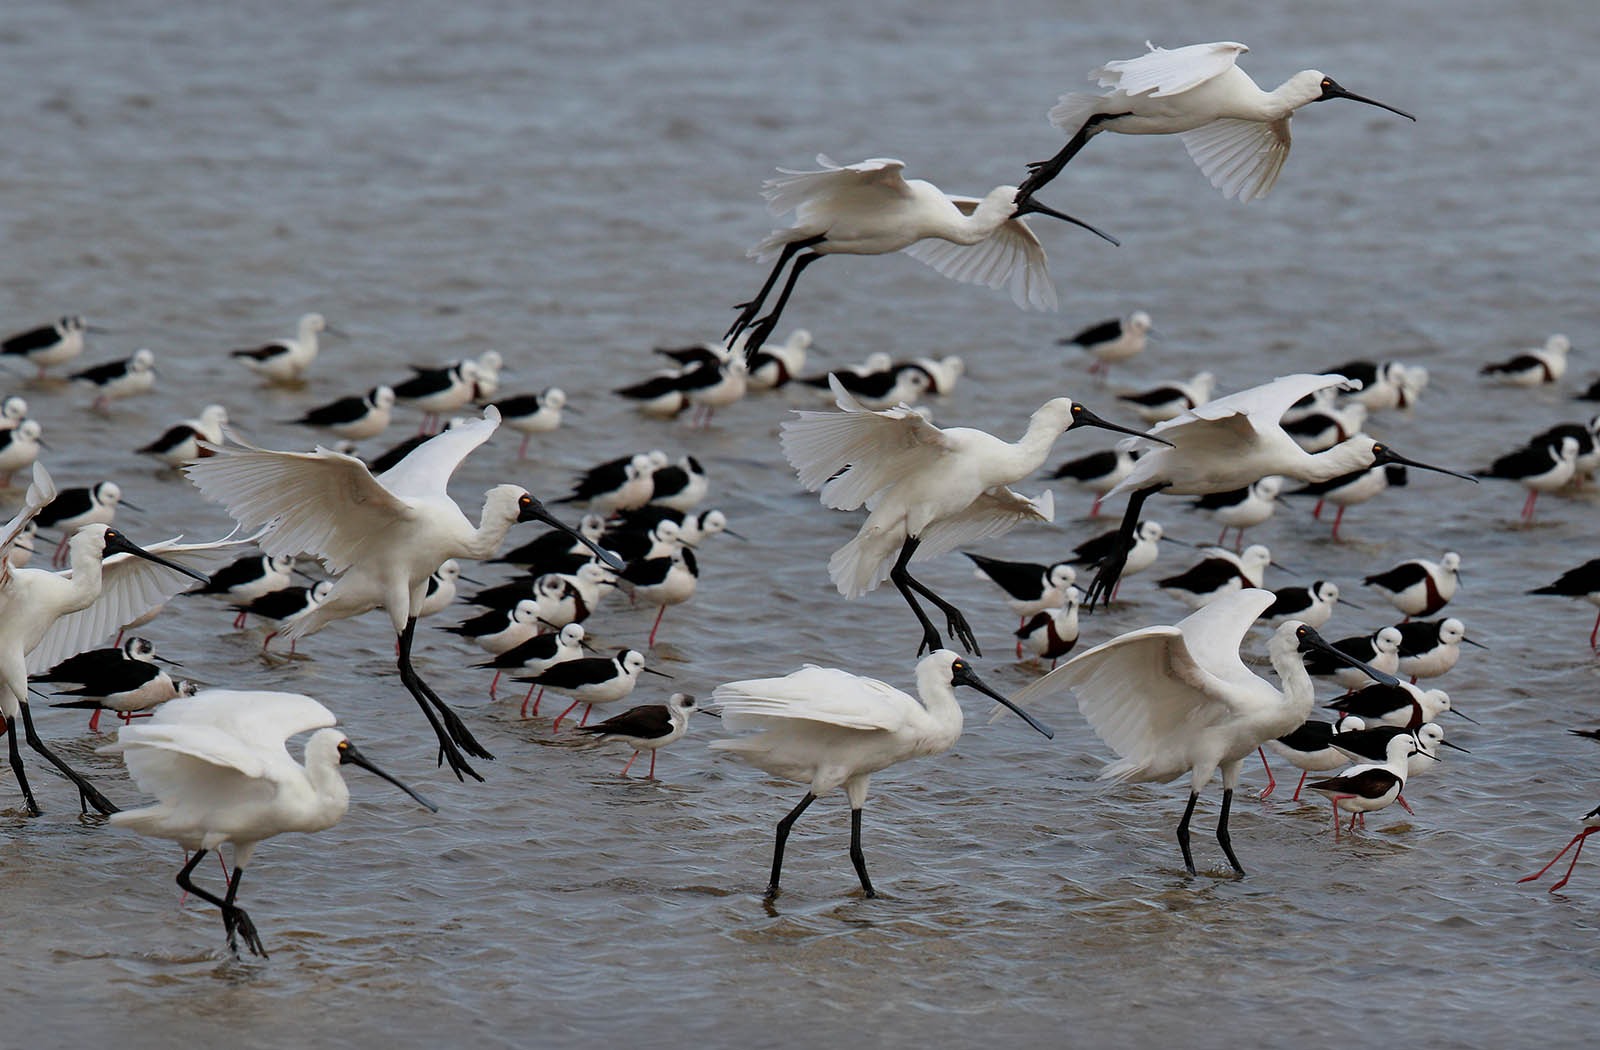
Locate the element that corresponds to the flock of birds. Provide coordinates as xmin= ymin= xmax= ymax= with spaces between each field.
xmin=3 ymin=38 xmax=1599 ymax=957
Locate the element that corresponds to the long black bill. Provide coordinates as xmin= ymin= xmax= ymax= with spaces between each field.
xmin=951 ymin=660 xmax=1054 ymax=739
xmin=1012 ymin=198 xmax=1121 ymax=247
xmin=1371 ymin=444 xmax=1478 ymax=483
xmin=101 ymin=530 xmax=210 ymax=584
xmin=1295 ymin=624 xmax=1400 ymax=686
xmin=641 ymin=667 xmax=674 ymax=679
xmin=517 ymin=494 xmax=626 ymax=571
xmin=1067 ymin=403 xmax=1175 ymax=446
xmin=1450 ymin=707 xmax=1480 ymax=725
xmin=339 ymin=740 xmax=439 ymax=812
xmin=1318 ymin=79 xmax=1416 ymax=121
xmin=1437 ymin=738 xmax=1471 ymax=754
xmin=1336 ymin=597 xmax=1364 ymax=609
xmin=1461 ymin=636 xmax=1490 ymax=650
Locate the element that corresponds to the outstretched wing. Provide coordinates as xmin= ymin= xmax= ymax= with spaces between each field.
xmin=780 ymin=375 xmax=954 ymax=508
xmin=1179 ymin=117 xmax=1291 ymax=202
xmin=25 ymin=535 xmax=252 ymax=674
xmin=1150 ymin=373 xmax=1355 ymax=440
xmin=760 ymin=155 xmax=911 ymax=220
xmin=185 ymin=439 xmax=412 ymax=575
xmin=902 ymin=198 xmax=1058 ymax=311
xmin=1094 ymin=41 xmax=1248 ymax=97
xmin=377 ymin=406 xmax=500 ymax=503
xmin=0 ymin=462 xmax=54 ymax=572
xmin=712 ymin=665 xmax=920 ymax=733
xmin=912 ymin=488 xmax=1054 ymax=564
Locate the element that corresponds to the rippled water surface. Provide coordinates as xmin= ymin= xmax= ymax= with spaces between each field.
xmin=4 ymin=1 xmax=1600 ymax=1046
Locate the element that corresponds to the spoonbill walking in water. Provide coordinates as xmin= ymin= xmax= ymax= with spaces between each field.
xmin=710 ymin=651 xmax=1053 ymax=900
xmin=726 ymin=155 xmax=1119 ymax=354
xmin=1009 ymin=589 xmax=1398 ymax=876
xmin=102 ymin=689 xmax=436 ymax=957
xmin=1014 ymin=41 xmax=1415 ymax=206
xmin=183 ymin=406 xmax=622 ymax=782
xmin=781 ymin=375 xmax=1157 ymax=656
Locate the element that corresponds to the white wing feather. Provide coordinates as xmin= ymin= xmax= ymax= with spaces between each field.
xmin=712 ymin=665 xmax=920 ymax=733
xmin=1179 ymin=118 xmax=1291 ymax=202
xmin=902 ymin=198 xmax=1058 ymax=311
xmin=1150 ymin=373 xmax=1356 ymax=439
xmin=780 ymin=375 xmax=953 ymax=505
xmin=0 ymin=462 xmax=54 ymax=570
xmin=911 ymin=488 xmax=1054 ymax=564
xmin=1094 ymin=41 xmax=1248 ymax=97
xmin=184 ymin=444 xmax=412 ymax=575
xmin=377 ymin=407 xmax=499 ymax=504
xmin=24 ymin=536 xmax=250 ymax=674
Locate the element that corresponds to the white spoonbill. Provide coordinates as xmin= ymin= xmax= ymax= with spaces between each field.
xmin=725 ymin=155 xmax=1119 ymax=354
xmin=102 ymin=689 xmax=436 ymax=957
xmin=1010 ymin=589 xmax=1397 ymax=875
xmin=1014 ymin=41 xmax=1414 ymax=206
xmin=182 ymin=406 xmax=622 ymax=783
xmin=781 ymin=374 xmax=1157 ymax=656
xmin=1081 ymin=373 xmax=1477 ymax=609
xmin=710 ymin=650 xmax=1053 ymax=899
xmin=0 ymin=465 xmax=213 ymax=815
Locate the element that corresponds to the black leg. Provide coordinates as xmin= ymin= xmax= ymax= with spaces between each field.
xmin=6 ymin=715 xmax=39 ymax=816
xmin=223 ymin=866 xmax=267 ymax=957
xmin=766 ymin=791 xmax=817 ymax=900
xmin=726 ymin=235 xmax=825 ymax=348
xmin=1217 ymin=788 xmax=1245 ymax=877
xmin=19 ymin=702 xmax=118 ymax=815
xmin=397 ymin=617 xmax=488 ymax=783
xmin=1177 ymin=791 xmax=1199 ymax=875
xmin=176 ymin=850 xmax=237 ymax=951
xmin=1014 ymin=115 xmax=1119 ymax=204
xmin=1083 ymin=484 xmax=1164 ymax=612
xmin=849 ymin=806 xmax=876 ymax=898
xmin=744 ymin=251 xmax=823 ymax=357
xmin=887 ymin=538 xmax=947 ymax=656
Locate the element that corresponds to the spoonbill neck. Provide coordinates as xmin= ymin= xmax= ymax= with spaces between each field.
xmin=1302 ymin=438 xmax=1378 ymax=483
xmin=1266 ymin=629 xmax=1318 ymax=729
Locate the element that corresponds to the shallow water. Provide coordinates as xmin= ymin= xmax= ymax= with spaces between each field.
xmin=4 ymin=0 xmax=1600 ymax=1046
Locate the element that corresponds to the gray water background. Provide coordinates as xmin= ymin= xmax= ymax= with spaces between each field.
xmin=2 ymin=0 xmax=1598 ymax=1046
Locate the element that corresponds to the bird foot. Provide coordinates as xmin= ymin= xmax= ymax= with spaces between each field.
xmin=945 ymin=611 xmax=981 ymax=657
xmin=226 ymin=907 xmax=268 ymax=958
xmin=916 ymin=627 xmax=944 ymax=657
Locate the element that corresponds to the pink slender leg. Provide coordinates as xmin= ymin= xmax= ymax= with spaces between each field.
xmin=1257 ymin=747 xmax=1276 ymax=799
xmin=648 ymin=751 xmax=657 ymax=778
xmin=620 ymin=751 xmax=639 ymax=776
xmin=1090 ymin=494 xmax=1102 ymax=518
xmin=1349 ymin=811 xmax=1360 ymax=833
xmin=1217 ymin=525 xmax=1227 ymax=546
xmin=88 ymin=709 xmax=101 ymax=733
xmin=1398 ymin=794 xmax=1414 ymax=815
xmin=1550 ymin=831 xmax=1595 ymax=891
xmin=1589 ymin=609 xmax=1599 ymax=648
xmin=552 ymin=698 xmax=582 ymax=732
xmin=263 ymin=631 xmax=277 ymax=653
xmin=648 ymin=605 xmax=666 ymax=647
xmin=1331 ymin=506 xmax=1345 ymax=541
xmin=233 ymin=610 xmax=248 ymax=629
xmin=518 ymin=434 xmax=530 ymax=459
xmin=1522 ymin=489 xmax=1538 ymax=522
xmin=1312 ymin=499 xmax=1324 ymax=519
xmin=489 ymin=669 xmax=501 ymax=698
xmin=578 ymin=704 xmax=591 ymax=727
xmin=1291 ymin=770 xmax=1308 ymax=801
xmin=1520 ymin=828 xmax=1596 ymax=886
